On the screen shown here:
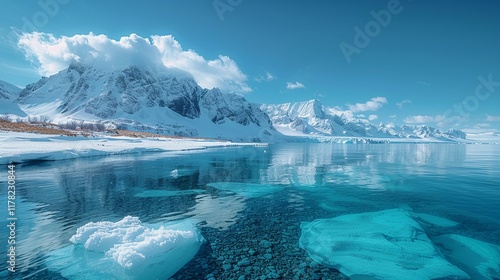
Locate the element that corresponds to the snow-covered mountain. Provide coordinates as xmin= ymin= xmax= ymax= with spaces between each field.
xmin=16 ymin=62 xmax=276 ymax=141
xmin=0 ymin=80 xmax=26 ymax=116
xmin=2 ymin=68 xmax=467 ymax=142
xmin=377 ymin=123 xmax=466 ymax=139
xmin=261 ymin=99 xmax=466 ymax=140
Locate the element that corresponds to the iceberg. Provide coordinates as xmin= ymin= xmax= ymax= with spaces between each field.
xmin=46 ymin=216 xmax=204 ymax=279
xmin=434 ymin=234 xmax=500 ymax=280
xmin=299 ymin=209 xmax=468 ymax=280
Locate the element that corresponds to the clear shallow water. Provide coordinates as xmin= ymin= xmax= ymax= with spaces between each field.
xmin=1 ymin=143 xmax=499 ymax=279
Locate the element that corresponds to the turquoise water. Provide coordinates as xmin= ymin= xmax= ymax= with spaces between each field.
xmin=1 ymin=143 xmax=499 ymax=279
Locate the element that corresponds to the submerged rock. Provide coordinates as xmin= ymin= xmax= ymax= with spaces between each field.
xmin=259 ymin=240 xmax=272 ymax=249
xmin=299 ymin=209 xmax=468 ymax=280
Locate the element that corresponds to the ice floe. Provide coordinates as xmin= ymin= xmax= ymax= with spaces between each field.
xmin=299 ymin=209 xmax=469 ymax=280
xmin=46 ymin=216 xmax=204 ymax=279
xmin=207 ymin=182 xmax=283 ymax=198
xmin=434 ymin=234 xmax=500 ymax=280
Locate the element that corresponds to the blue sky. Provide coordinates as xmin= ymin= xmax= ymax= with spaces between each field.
xmin=1 ymin=0 xmax=499 ymax=131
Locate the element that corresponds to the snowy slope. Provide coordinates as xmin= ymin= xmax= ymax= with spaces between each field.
xmin=16 ymin=62 xmax=276 ymax=141
xmin=0 ymin=80 xmax=26 ymax=116
xmin=0 ymin=131 xmax=265 ymax=164
xmin=262 ymin=100 xmax=466 ymax=141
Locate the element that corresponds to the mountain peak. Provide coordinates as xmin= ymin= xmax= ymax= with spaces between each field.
xmin=306 ymin=98 xmax=321 ymax=105
xmin=262 ymin=100 xmax=466 ymax=140
xmin=67 ymin=60 xmax=86 ymax=74
xmin=274 ymin=99 xmax=326 ymax=119
xmin=14 ymin=65 xmax=276 ymax=141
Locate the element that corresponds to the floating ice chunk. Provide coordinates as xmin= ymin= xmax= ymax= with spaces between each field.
xmin=46 ymin=216 xmax=204 ymax=280
xmin=434 ymin=234 xmax=500 ymax=280
xmin=134 ymin=189 xmax=204 ymax=198
xmin=170 ymin=168 xmax=194 ymax=178
xmin=207 ymin=182 xmax=283 ymax=198
xmin=69 ymin=216 xmax=144 ymax=253
xmin=412 ymin=212 xmax=459 ymax=227
xmin=170 ymin=169 xmax=179 ymax=178
xmin=299 ymin=209 xmax=468 ymax=280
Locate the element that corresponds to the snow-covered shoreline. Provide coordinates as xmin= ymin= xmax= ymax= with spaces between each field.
xmin=1 ymin=130 xmax=499 ymax=165
xmin=0 ymin=131 xmax=265 ymax=165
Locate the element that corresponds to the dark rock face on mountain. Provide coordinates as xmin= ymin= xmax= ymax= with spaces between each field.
xmin=17 ymin=62 xmax=276 ymax=141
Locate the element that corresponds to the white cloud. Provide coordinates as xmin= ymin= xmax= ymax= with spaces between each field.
xmin=17 ymin=32 xmax=251 ymax=93
xmin=475 ymin=123 xmax=491 ymax=128
xmin=286 ymin=81 xmax=305 ymax=90
xmin=486 ymin=114 xmax=500 ymax=122
xmin=255 ymin=71 xmax=276 ymax=82
xmin=403 ymin=115 xmax=446 ymax=124
xmin=396 ymin=99 xmax=411 ymax=109
xmin=462 ymin=128 xmax=499 ymax=134
xmin=437 ymin=115 xmax=464 ymax=128
xmin=347 ymin=97 xmax=387 ymax=113
xmin=389 ymin=115 xmax=397 ymax=119
xmin=368 ymin=114 xmax=378 ymax=121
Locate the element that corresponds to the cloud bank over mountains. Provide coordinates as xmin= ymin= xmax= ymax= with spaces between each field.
xmin=17 ymin=32 xmax=251 ymax=93
xmin=347 ymin=97 xmax=387 ymax=113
